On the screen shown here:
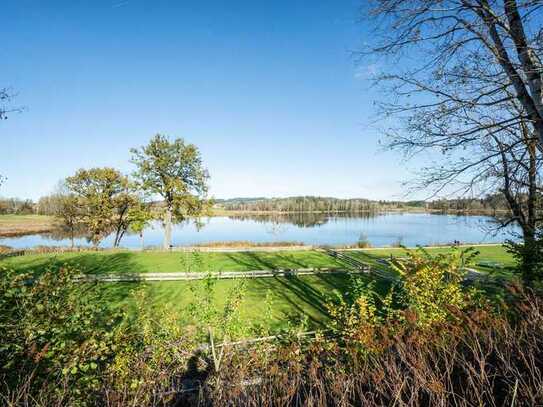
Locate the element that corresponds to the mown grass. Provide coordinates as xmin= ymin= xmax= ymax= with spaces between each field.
xmin=0 ymin=250 xmax=346 ymax=276
xmin=0 ymin=214 xmax=54 ymax=223
xmin=101 ymin=273 xmax=384 ymax=331
xmin=0 ymin=245 xmax=514 ymax=274
xmin=0 ymin=245 xmax=515 ymax=330
xmin=348 ymin=245 xmax=515 ymax=274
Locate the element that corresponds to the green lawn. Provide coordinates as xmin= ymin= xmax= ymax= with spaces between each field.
xmin=101 ymin=273 xmax=379 ymax=331
xmin=347 ymin=245 xmax=515 ymax=273
xmin=0 ymin=249 xmax=346 ymax=276
xmin=0 ymin=245 xmax=514 ymax=275
xmin=1 ymin=245 xmax=515 ymax=331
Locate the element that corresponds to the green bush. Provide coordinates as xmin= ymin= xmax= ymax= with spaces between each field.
xmin=0 ymin=264 xmax=123 ymax=404
xmin=389 ymin=246 xmax=479 ymax=326
xmin=506 ymin=232 xmax=543 ymax=289
xmin=326 ymin=246 xmax=481 ymax=338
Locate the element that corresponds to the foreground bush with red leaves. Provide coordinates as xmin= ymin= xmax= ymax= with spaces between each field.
xmin=197 ymin=288 xmax=542 ymax=407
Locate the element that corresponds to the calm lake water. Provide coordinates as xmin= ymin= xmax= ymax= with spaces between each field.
xmin=0 ymin=212 xmax=518 ymax=250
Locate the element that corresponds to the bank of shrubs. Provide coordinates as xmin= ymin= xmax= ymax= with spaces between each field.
xmin=1 ymin=248 xmax=542 ymax=406
xmin=0 ymin=197 xmax=35 ymax=215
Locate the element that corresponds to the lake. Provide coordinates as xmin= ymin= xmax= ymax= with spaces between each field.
xmin=0 ymin=212 xmax=518 ymax=249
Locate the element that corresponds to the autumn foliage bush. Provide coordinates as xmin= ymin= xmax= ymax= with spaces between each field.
xmin=1 ymin=248 xmax=542 ymax=406
xmin=202 ymin=250 xmax=542 ymax=406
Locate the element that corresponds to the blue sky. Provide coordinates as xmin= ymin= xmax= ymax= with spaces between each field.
xmin=1 ymin=0 xmax=410 ymax=201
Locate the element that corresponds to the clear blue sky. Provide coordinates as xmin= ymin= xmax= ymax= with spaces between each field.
xmin=1 ymin=0 xmax=410 ymax=201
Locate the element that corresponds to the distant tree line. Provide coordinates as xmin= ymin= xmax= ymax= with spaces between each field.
xmin=217 ymin=197 xmax=383 ymax=212
xmin=424 ymin=195 xmax=512 ymax=212
xmin=0 ymin=198 xmax=35 ymax=215
xmin=215 ymin=195 xmax=513 ymax=213
xmin=5 ymin=193 xmax=514 ymax=219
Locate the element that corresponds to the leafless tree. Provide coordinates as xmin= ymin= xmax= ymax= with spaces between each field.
xmin=0 ymin=87 xmax=22 ymax=187
xmin=0 ymin=88 xmax=21 ymax=121
xmin=362 ymin=0 xmax=543 ymax=243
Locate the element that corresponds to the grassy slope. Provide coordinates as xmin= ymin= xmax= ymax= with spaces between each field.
xmin=1 ymin=250 xmax=354 ymax=329
xmin=349 ymin=246 xmax=515 ymax=271
xmin=1 ymin=246 xmax=515 ymax=330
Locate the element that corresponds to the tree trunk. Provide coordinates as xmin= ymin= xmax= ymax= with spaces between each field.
xmin=114 ymin=229 xmax=126 ymax=248
xmin=525 ymin=136 xmax=537 ymax=242
xmin=140 ymin=231 xmax=144 ymax=251
xmin=163 ymin=209 xmax=172 ymax=250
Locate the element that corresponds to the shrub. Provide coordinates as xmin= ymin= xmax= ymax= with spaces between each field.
xmin=0 ymin=264 xmax=123 ymax=405
xmin=389 ymin=246 xmax=479 ymax=326
xmin=101 ymin=290 xmax=198 ymax=406
xmin=506 ymin=231 xmax=543 ymax=289
xmin=206 ymin=290 xmax=543 ymax=407
xmin=356 ymin=233 xmax=371 ymax=248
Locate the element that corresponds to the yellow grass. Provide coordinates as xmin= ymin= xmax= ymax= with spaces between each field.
xmin=0 ymin=215 xmax=57 ymax=237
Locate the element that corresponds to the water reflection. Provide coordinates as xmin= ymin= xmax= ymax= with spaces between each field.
xmin=228 ymin=211 xmax=377 ymax=228
xmin=40 ymin=224 xmax=89 ymax=244
xmin=0 ymin=212 xmax=519 ymax=250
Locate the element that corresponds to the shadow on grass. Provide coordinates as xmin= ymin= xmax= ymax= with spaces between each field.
xmin=217 ymin=250 xmax=396 ymax=329
xmin=248 ymin=271 xmax=393 ymax=329
xmin=7 ymin=252 xmax=146 ymax=277
xmin=222 ymin=251 xmax=344 ymax=272
xmin=4 ymin=252 xmax=150 ymax=314
xmin=223 ymin=251 xmax=279 ymax=270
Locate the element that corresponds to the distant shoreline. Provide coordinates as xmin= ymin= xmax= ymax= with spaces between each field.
xmin=210 ymin=208 xmax=511 ymax=216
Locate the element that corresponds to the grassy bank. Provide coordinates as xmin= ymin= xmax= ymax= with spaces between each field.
xmin=0 ymin=249 xmax=345 ymax=275
xmin=0 ymin=214 xmax=56 ymax=237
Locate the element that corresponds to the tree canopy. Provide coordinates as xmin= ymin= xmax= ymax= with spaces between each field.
xmin=131 ymin=134 xmax=210 ymax=249
xmin=363 ymin=0 xmax=543 ymax=241
xmin=65 ymin=167 xmax=141 ymax=247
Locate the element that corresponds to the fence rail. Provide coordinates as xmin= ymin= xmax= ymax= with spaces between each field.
xmin=74 ymin=267 xmax=367 ymax=282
